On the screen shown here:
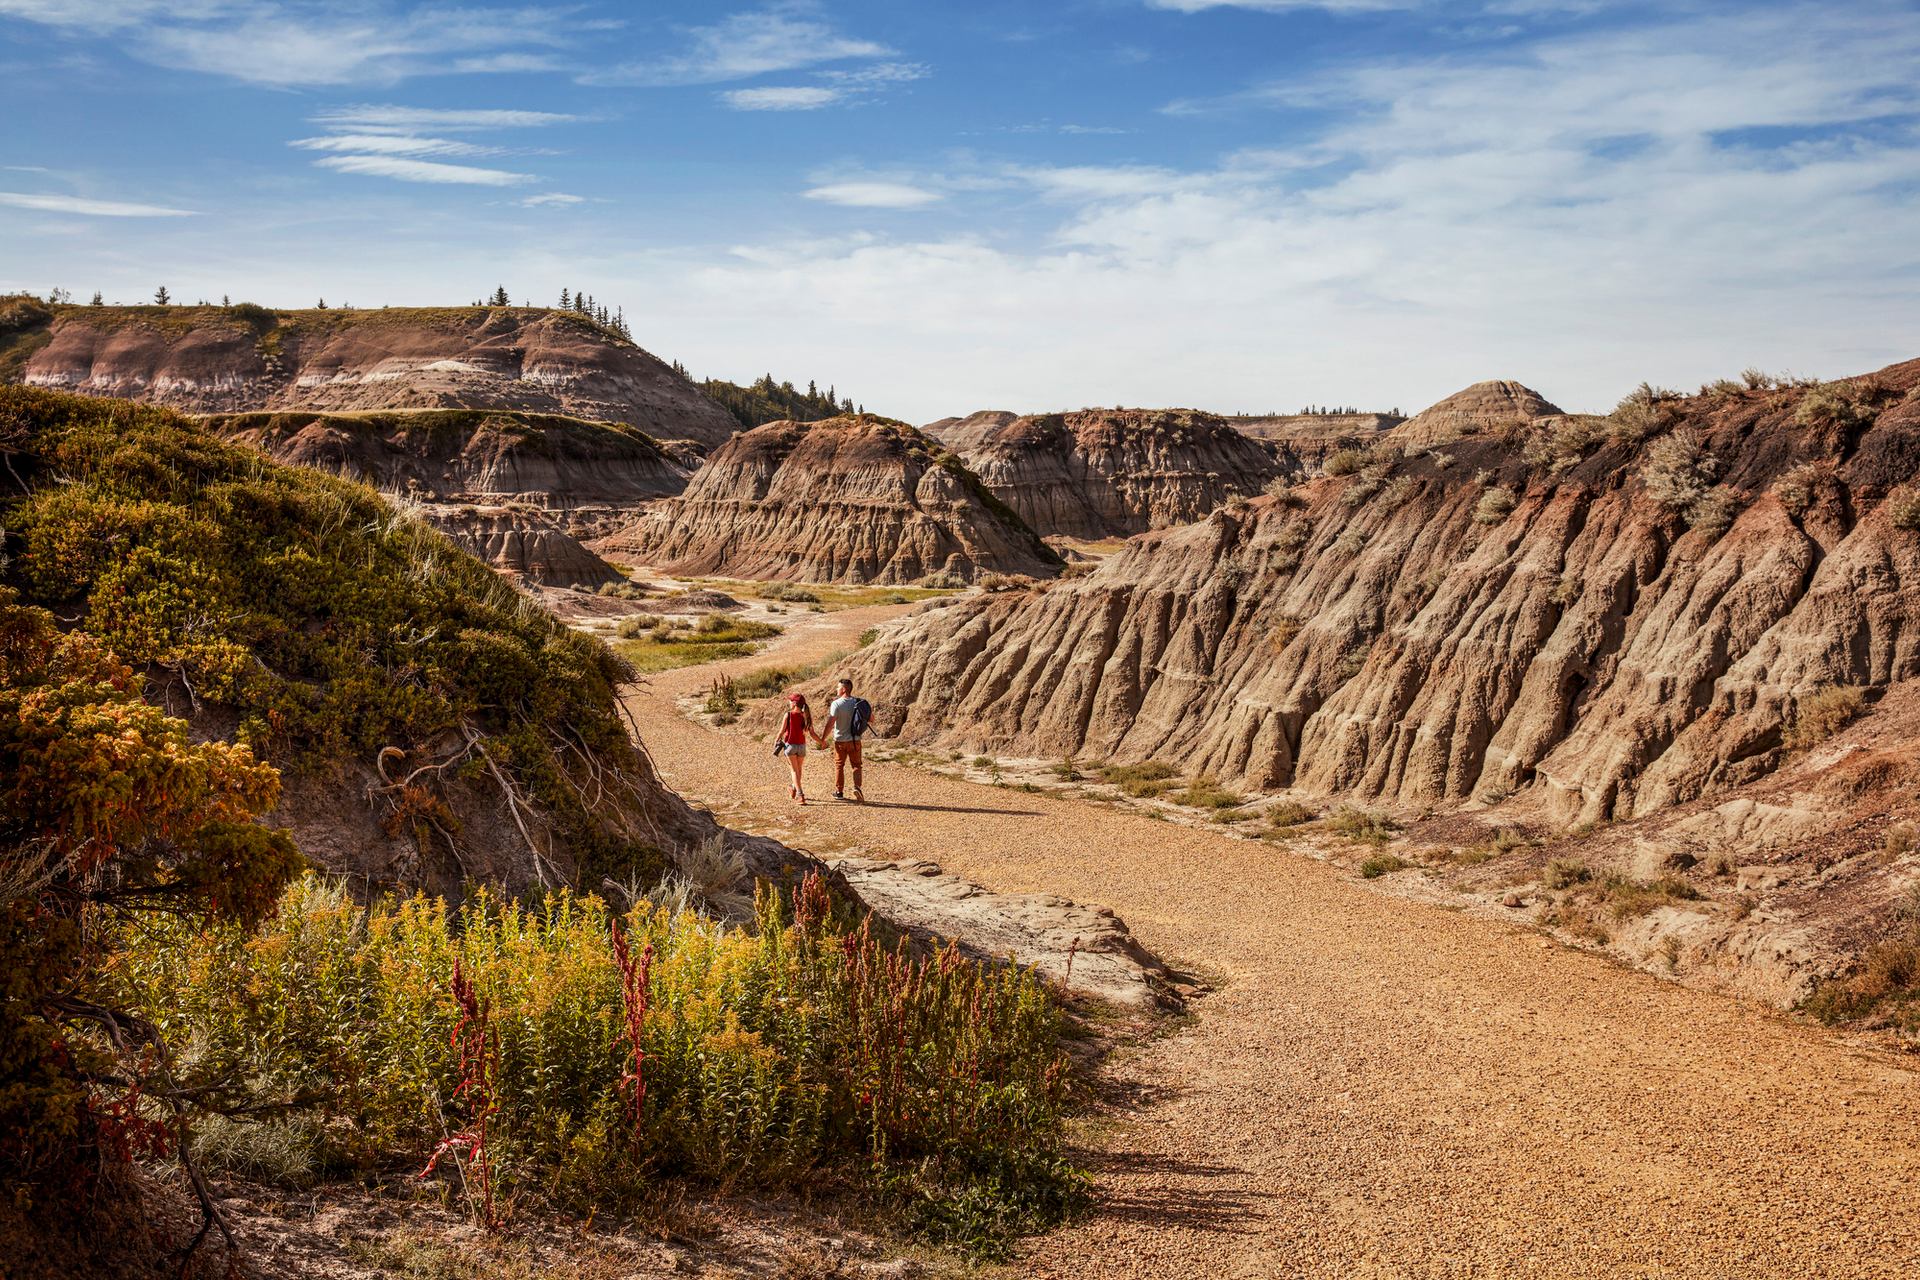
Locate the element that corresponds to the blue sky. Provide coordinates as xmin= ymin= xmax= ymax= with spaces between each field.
xmin=2 ymin=0 xmax=1916 ymax=421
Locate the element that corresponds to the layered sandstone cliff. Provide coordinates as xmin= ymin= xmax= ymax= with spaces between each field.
xmin=852 ymin=363 xmax=1920 ymax=822
xmin=603 ymin=414 xmax=1060 ymax=583
xmin=953 ymin=408 xmax=1285 ymax=539
xmin=17 ymin=304 xmax=741 ymax=447
xmin=208 ymin=408 xmax=687 ymax=587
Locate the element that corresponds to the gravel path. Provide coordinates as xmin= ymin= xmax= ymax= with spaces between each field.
xmin=624 ymin=605 xmax=1920 ymax=1279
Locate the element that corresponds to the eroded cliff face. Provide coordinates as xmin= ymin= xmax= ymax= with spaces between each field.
xmin=207 ymin=408 xmax=688 ymax=587
xmin=1227 ymin=411 xmax=1402 ymax=473
xmin=602 ymin=414 xmax=1061 ymax=583
xmin=853 ymin=362 xmax=1920 ymax=825
xmin=19 ymin=305 xmax=741 ymax=447
xmin=922 ymin=409 xmax=1018 ymax=452
xmin=954 ymin=408 xmax=1285 ymax=539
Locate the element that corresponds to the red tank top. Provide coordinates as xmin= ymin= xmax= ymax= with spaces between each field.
xmin=781 ymin=708 xmax=809 ymax=744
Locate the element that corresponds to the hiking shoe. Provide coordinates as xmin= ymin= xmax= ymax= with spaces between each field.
xmin=853 ymin=789 xmax=865 ymax=803
xmin=833 ymin=791 xmax=845 ymax=800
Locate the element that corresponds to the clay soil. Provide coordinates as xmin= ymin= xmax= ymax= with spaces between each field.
xmin=624 ymin=605 xmax=1920 ymax=1280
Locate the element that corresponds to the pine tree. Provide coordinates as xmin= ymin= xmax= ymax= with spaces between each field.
xmin=808 ymin=380 xmax=818 ymax=398
xmin=560 ymin=287 xmax=570 ymax=310
xmin=89 ymin=291 xmax=102 ymax=306
xmin=490 ymin=285 xmax=509 ymax=306
xmin=222 ymin=294 xmax=230 ymax=306
xmin=153 ymin=286 xmax=170 ymax=305
xmin=317 ymin=297 xmax=328 ymax=309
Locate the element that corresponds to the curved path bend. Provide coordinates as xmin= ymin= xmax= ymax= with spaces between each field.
xmin=622 ymin=604 xmax=1920 ymax=1280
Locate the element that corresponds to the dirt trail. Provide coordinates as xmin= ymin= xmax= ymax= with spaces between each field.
xmin=623 ymin=606 xmax=1920 ymax=1279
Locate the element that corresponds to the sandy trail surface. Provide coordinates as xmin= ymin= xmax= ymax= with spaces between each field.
xmin=622 ymin=604 xmax=1920 ymax=1280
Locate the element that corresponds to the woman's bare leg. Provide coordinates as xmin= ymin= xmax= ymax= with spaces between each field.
xmin=787 ymin=752 xmax=806 ymax=801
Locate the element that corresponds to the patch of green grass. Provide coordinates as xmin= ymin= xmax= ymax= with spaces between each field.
xmin=1210 ymin=809 xmax=1254 ymax=824
xmin=1098 ymin=761 xmax=1182 ymax=798
xmin=1265 ymin=799 xmax=1315 ymax=828
xmin=1168 ymin=776 xmax=1245 ymax=810
xmin=616 ymin=639 xmax=754 ymax=673
xmin=1591 ymin=872 xmax=1701 ymax=918
xmin=727 ymin=580 xmax=959 ymax=611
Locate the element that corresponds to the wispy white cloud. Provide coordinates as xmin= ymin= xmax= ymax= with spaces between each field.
xmin=290 ymin=133 xmax=500 ymax=157
xmin=803 ymin=181 xmax=944 ymax=209
xmin=724 ymin=85 xmax=844 ymax=110
xmin=0 ymin=1 xmax=578 ymax=86
xmin=520 ymin=191 xmax=585 ymax=206
xmin=309 ymin=104 xmax=580 ymax=132
xmin=588 ymin=7 xmax=890 ymax=86
xmin=314 ymin=154 xmax=534 ymax=185
xmin=0 ymin=190 xmax=194 ymax=216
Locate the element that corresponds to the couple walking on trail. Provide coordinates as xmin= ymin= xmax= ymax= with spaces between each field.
xmin=776 ymin=677 xmax=870 ymax=806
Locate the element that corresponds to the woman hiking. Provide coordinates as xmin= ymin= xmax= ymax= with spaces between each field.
xmin=776 ymin=691 xmax=817 ymax=804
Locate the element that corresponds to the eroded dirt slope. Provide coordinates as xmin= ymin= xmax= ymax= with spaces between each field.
xmin=602 ymin=413 xmax=1061 ymax=583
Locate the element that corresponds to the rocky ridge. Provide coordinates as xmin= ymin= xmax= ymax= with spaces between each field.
xmin=1226 ymin=410 xmax=1402 ymax=473
xmin=1393 ymin=379 xmax=1569 ymax=446
xmin=843 ymin=362 xmax=1920 ymax=998
xmin=16 ymin=304 xmax=742 ymax=448
xmin=951 ymin=408 xmax=1286 ymax=539
xmin=208 ymin=407 xmax=690 ymax=587
xmin=603 ymin=413 xmax=1061 ymax=583
xmin=922 ymin=409 xmax=1018 ymax=452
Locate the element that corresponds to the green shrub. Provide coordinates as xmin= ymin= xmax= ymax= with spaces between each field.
xmin=1774 ymin=462 xmax=1824 ymax=516
xmin=1266 ymin=799 xmax=1315 ymax=828
xmin=756 ymin=582 xmax=821 ymax=603
xmin=1607 ymin=383 xmax=1682 ymax=443
xmin=108 ymin=873 xmax=1083 ymax=1256
xmin=1795 ymin=379 xmax=1889 ymax=432
xmin=1168 ymin=776 xmax=1245 ymax=810
xmin=1359 ymin=854 xmax=1409 ymax=878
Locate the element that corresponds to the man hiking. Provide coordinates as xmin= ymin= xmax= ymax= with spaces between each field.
xmin=813 ymin=677 xmax=871 ymax=802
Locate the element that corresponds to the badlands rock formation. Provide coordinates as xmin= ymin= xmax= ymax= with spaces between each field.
xmin=1393 ymin=379 xmax=1568 ymax=446
xmin=604 ymin=414 xmax=1061 ymax=583
xmin=208 ymin=408 xmax=690 ymax=588
xmin=17 ymin=304 xmax=741 ymax=447
xmin=1227 ymin=411 xmax=1401 ymax=473
xmin=922 ymin=409 xmax=1018 ymax=452
xmin=849 ymin=363 xmax=1920 ymax=995
xmin=952 ymin=408 xmax=1286 ymax=539
xmin=853 ymin=363 xmax=1920 ymax=817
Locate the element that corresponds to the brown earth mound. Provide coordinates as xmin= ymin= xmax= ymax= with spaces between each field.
xmin=602 ymin=413 xmax=1060 ymax=583
xmin=954 ymin=408 xmax=1285 ymax=539
xmin=1394 ymin=379 xmax=1565 ymax=445
xmin=922 ymin=408 xmax=1018 ymax=451
xmin=17 ymin=304 xmax=741 ymax=447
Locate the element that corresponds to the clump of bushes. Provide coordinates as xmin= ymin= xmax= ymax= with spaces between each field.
xmin=757 ymin=581 xmax=821 ymax=603
xmin=1474 ymin=485 xmax=1517 ymax=525
xmin=1607 ymin=383 xmax=1684 ymax=443
xmin=1265 ymin=799 xmax=1316 ymax=828
xmin=1324 ymin=447 xmax=1371 ymax=477
xmin=1522 ymin=415 xmax=1606 ymax=474
xmin=1773 ymin=462 xmax=1825 ymax=517
xmin=1542 ymin=858 xmax=1591 ymax=890
xmin=1783 ymin=684 xmax=1866 ymax=750
xmin=1326 ymin=805 xmax=1399 ymax=845
xmin=1886 ymin=487 xmax=1920 ymax=532
xmin=917 ymin=570 xmax=966 ymax=589
xmin=1795 ymin=378 xmax=1891 ymax=433
xmin=1268 ymin=614 xmax=1303 ymax=654
xmin=107 ymin=874 xmax=1083 ymax=1254
xmin=1359 ymin=853 xmax=1409 ymax=878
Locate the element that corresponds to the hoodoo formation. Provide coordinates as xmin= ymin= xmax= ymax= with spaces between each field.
xmin=14 ymin=303 xmax=742 ymax=448
xmin=951 ymin=407 xmax=1286 ymax=539
xmin=602 ymin=413 xmax=1061 ymax=583
xmin=207 ymin=407 xmax=692 ymax=588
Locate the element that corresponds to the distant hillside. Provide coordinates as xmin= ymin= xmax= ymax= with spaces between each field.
xmin=697 ymin=371 xmax=865 ymax=429
xmin=4 ymin=299 xmax=741 ymax=448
